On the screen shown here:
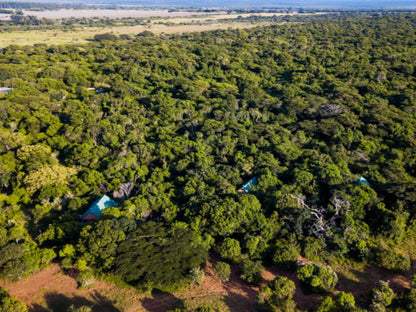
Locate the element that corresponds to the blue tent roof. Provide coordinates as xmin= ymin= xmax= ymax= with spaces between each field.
xmin=239 ymin=177 xmax=258 ymax=193
xmin=80 ymin=195 xmax=118 ymax=219
xmin=357 ymin=176 xmax=371 ymax=187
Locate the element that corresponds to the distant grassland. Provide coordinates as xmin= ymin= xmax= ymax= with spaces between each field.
xmin=0 ymin=12 xmax=306 ymax=48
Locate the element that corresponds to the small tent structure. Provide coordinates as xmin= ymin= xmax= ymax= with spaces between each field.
xmin=357 ymin=176 xmax=371 ymax=187
xmin=0 ymin=87 xmax=13 ymax=94
xmin=79 ymin=195 xmax=118 ymax=222
xmin=237 ymin=177 xmax=258 ymax=194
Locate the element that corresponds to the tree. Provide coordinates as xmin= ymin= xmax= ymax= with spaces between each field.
xmin=240 ymin=259 xmax=263 ymax=285
xmin=76 ymin=219 xmax=129 ymax=270
xmin=214 ymin=262 xmax=231 ymax=282
xmin=23 ymin=164 xmax=76 ymax=194
xmin=272 ymin=238 xmax=299 ymax=268
xmin=94 ymin=33 xmax=119 ymax=42
xmin=0 ymin=128 xmax=27 ymax=152
xmin=190 ymin=267 xmax=205 ymax=285
xmin=297 ymin=264 xmax=338 ymax=293
xmin=407 ymin=274 xmax=416 ymax=311
xmin=258 ymin=276 xmax=296 ymax=312
xmin=316 ymin=292 xmax=356 ymax=312
xmin=76 ymin=270 xmax=95 ymax=288
xmin=0 ymin=288 xmax=27 ymax=312
xmin=369 ymin=281 xmax=395 ymax=312
xmin=375 ymin=241 xmax=411 ymax=272
xmin=0 ymin=242 xmax=55 ymax=281
xmin=113 ymin=222 xmax=208 ymax=290
xmin=218 ymin=238 xmax=241 ymax=262
xmin=2 ymin=12 xmax=416 ymax=303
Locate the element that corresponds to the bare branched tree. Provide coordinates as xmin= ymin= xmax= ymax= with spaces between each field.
xmin=319 ymin=103 xmax=344 ymax=116
xmin=291 ymin=194 xmax=329 ymax=237
xmin=330 ymin=197 xmax=351 ymax=215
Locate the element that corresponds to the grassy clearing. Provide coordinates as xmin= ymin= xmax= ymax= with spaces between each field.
xmin=0 ymin=12 xmax=325 ymax=48
xmin=0 ymin=11 xmax=320 ymax=48
xmin=0 ymin=21 xmax=273 ymax=48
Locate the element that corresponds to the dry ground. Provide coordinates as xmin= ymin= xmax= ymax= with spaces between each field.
xmin=0 ymin=12 xmax=322 ymax=48
xmin=2 ymin=258 xmax=413 ymax=312
xmin=0 ymin=260 xmax=260 ymax=312
xmin=0 ymin=21 xmax=271 ymax=48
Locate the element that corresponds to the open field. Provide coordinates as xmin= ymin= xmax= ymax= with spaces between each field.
xmin=0 ymin=21 xmax=273 ymax=48
xmin=0 ymin=12 xmax=321 ymax=48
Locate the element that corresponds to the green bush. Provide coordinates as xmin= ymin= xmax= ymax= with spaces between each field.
xmin=213 ymin=262 xmax=231 ymax=282
xmin=93 ymin=33 xmax=119 ymax=42
xmin=240 ymin=259 xmax=263 ymax=285
xmin=218 ymin=238 xmax=241 ymax=262
xmin=76 ymin=270 xmax=95 ymax=288
xmin=375 ymin=242 xmax=411 ymax=272
xmin=297 ymin=264 xmax=337 ymax=293
xmin=316 ymin=292 xmax=356 ymax=312
xmin=369 ymin=280 xmax=395 ymax=311
xmin=190 ymin=267 xmax=205 ymax=286
xmin=272 ymin=238 xmax=299 ymax=268
xmin=0 ymin=288 xmax=27 ymax=312
xmin=258 ymin=276 xmax=296 ymax=312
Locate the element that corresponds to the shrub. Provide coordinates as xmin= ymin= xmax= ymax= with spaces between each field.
xmin=316 ymin=292 xmax=356 ymax=312
xmin=93 ymin=33 xmax=119 ymax=42
xmin=297 ymin=263 xmax=337 ymax=292
xmin=218 ymin=238 xmax=241 ymax=262
xmin=76 ymin=270 xmax=95 ymax=288
xmin=258 ymin=276 xmax=296 ymax=312
xmin=0 ymin=288 xmax=27 ymax=312
xmin=273 ymin=238 xmax=299 ymax=268
xmin=214 ymin=262 xmax=231 ymax=282
xmin=190 ymin=267 xmax=205 ymax=285
xmin=240 ymin=259 xmax=263 ymax=285
xmin=376 ymin=244 xmax=410 ymax=272
xmin=369 ymin=280 xmax=395 ymax=311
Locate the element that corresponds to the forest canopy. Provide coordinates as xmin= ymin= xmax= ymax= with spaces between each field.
xmin=0 ymin=11 xmax=416 ymax=310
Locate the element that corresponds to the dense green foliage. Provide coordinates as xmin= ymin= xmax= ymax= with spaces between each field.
xmin=297 ymin=263 xmax=338 ymax=292
xmin=0 ymin=11 xmax=416 ymax=308
xmin=0 ymin=288 xmax=27 ymax=311
xmin=316 ymin=291 xmax=356 ymax=312
xmin=113 ymin=221 xmax=207 ymax=291
xmin=258 ymin=276 xmax=296 ymax=312
xmin=213 ymin=261 xmax=231 ymax=282
xmin=369 ymin=281 xmax=395 ymax=312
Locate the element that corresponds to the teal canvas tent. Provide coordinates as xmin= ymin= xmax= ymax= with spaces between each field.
xmin=80 ymin=195 xmax=118 ymax=222
xmin=238 ymin=177 xmax=258 ymax=194
xmin=357 ymin=176 xmax=371 ymax=187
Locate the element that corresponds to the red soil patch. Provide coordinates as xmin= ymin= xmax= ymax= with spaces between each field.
xmin=0 ymin=260 xmax=260 ymax=312
xmin=0 ymin=264 xmax=116 ymax=312
xmin=141 ymin=258 xmax=259 ymax=312
xmin=2 ymin=259 xmax=414 ymax=312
